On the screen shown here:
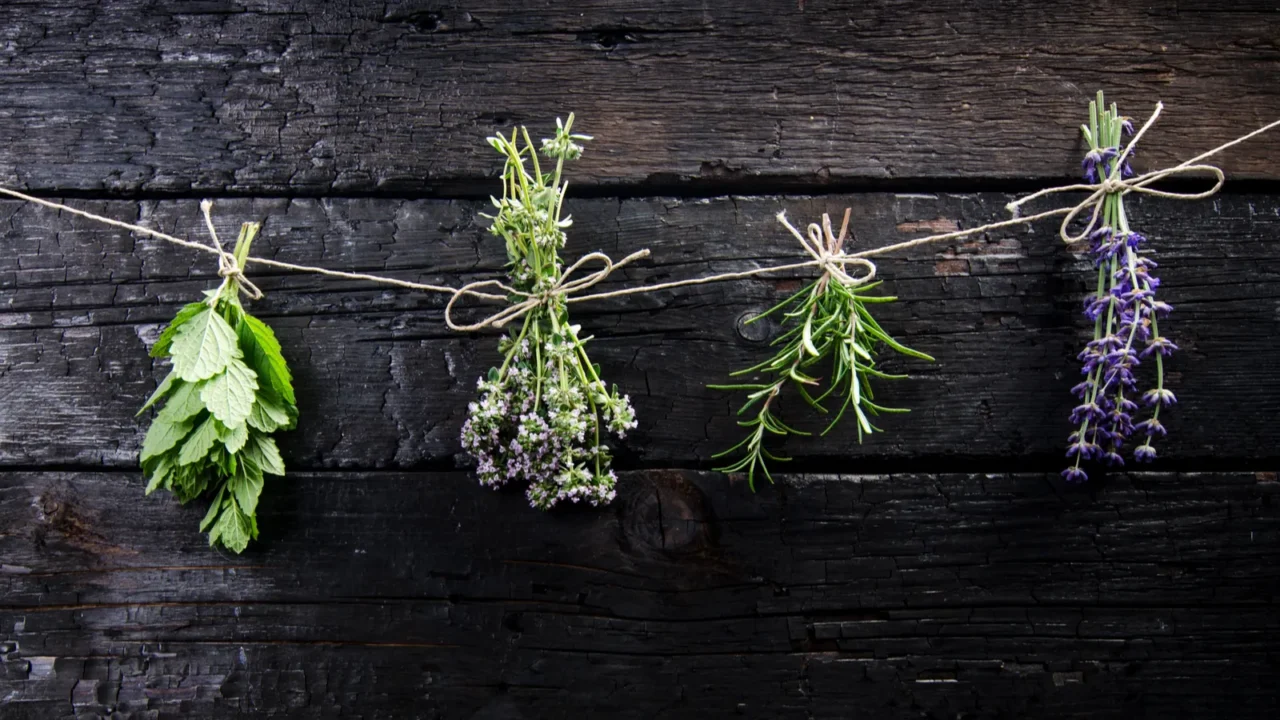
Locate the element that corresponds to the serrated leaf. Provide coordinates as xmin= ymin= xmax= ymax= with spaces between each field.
xmin=138 ymin=371 xmax=177 ymax=415
xmin=150 ymin=302 xmax=207 ymax=358
xmin=201 ymin=358 xmax=258 ymax=428
xmin=218 ymin=420 xmax=249 ymax=454
xmin=145 ymin=456 xmax=173 ymax=495
xmin=232 ymin=460 xmax=265 ymax=516
xmin=246 ymin=433 xmax=285 ymax=476
xmin=141 ymin=415 xmax=194 ymax=462
xmin=246 ymin=392 xmax=291 ymax=432
xmin=237 ymin=313 xmax=295 ymax=407
xmin=200 ymin=486 xmax=226 ymax=532
xmin=156 ymin=380 xmax=206 ymax=424
xmin=211 ymin=496 xmax=253 ymax=553
xmin=178 ymin=416 xmax=220 ymax=466
xmin=171 ymin=307 xmax=240 ymax=383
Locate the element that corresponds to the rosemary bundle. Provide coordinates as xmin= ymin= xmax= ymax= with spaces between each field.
xmin=712 ymin=210 xmax=932 ymax=488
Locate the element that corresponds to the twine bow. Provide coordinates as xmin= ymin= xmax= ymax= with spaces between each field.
xmin=444 ymin=248 xmax=652 ymax=332
xmin=200 ymin=200 xmax=263 ymax=302
xmin=777 ymin=208 xmax=877 ymax=288
xmin=1006 ymin=102 xmax=1228 ymax=244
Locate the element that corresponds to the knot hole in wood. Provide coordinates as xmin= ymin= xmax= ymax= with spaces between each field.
xmin=620 ymin=471 xmax=714 ymax=556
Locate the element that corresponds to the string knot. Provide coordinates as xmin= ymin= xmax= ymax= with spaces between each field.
xmin=444 ymin=248 xmax=652 ymax=332
xmin=777 ymin=209 xmax=877 ymax=288
xmin=1005 ymin=102 xmax=1228 ymax=245
xmin=201 ymin=200 xmax=263 ymax=301
xmin=1098 ymin=177 xmax=1128 ymax=194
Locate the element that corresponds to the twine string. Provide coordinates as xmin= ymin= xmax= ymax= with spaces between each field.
xmin=443 ymin=249 xmax=652 ymax=332
xmin=2 ymin=102 xmax=1277 ymax=331
xmin=199 ymin=199 xmax=264 ymax=302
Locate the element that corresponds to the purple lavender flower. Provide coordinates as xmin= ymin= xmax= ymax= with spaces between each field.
xmin=1063 ymin=92 xmax=1176 ymax=481
xmin=1061 ymin=467 xmax=1088 ymax=483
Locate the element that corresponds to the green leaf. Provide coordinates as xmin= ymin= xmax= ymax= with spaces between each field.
xmin=145 ymin=456 xmax=173 ymax=495
xmin=155 ymin=380 xmax=206 ymax=424
xmin=137 ymin=370 xmax=177 ymax=415
xmin=211 ymin=496 xmax=253 ymax=553
xmin=218 ymin=419 xmax=249 ymax=454
xmin=200 ymin=358 xmax=259 ymax=428
xmin=200 ymin=486 xmax=226 ymax=532
xmin=178 ymin=416 xmax=220 ymax=466
xmin=150 ymin=302 xmax=207 ymax=358
xmin=246 ymin=434 xmax=285 ymax=476
xmin=170 ymin=307 xmax=240 ymax=383
xmin=231 ymin=460 xmax=265 ymax=516
xmin=237 ymin=313 xmax=295 ymax=407
xmin=141 ymin=415 xmax=194 ymax=462
xmin=247 ymin=393 xmax=292 ymax=432
xmin=170 ymin=462 xmax=210 ymax=503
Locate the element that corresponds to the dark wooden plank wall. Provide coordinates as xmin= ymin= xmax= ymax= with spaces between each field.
xmin=1 ymin=2 xmax=1278 ymax=718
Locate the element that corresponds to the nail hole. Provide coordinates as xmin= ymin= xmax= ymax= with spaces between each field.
xmin=578 ymin=29 xmax=638 ymax=51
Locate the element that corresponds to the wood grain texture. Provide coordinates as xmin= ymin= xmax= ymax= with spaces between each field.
xmin=2 ymin=469 xmax=1278 ymax=718
xmin=3 ymin=2 xmax=1280 ymax=716
xmin=4 ymin=193 xmax=1280 ymax=470
xmin=0 ymin=1 xmax=1278 ymax=192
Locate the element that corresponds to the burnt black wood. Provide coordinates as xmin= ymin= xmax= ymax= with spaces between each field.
xmin=3 ymin=194 xmax=1280 ymax=470
xmin=3 ymin=1 xmax=1280 ymax=718
xmin=0 ymin=1 xmax=1278 ymax=193
xmin=2 ymin=469 xmax=1278 ymax=719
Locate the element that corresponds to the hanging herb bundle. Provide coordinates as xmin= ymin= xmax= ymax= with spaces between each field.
xmin=711 ymin=210 xmax=933 ymax=488
xmin=1062 ymin=92 xmax=1176 ymax=482
xmin=138 ymin=221 xmax=296 ymax=552
xmin=460 ymin=116 xmax=638 ymax=509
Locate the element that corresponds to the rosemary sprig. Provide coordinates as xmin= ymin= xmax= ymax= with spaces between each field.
xmin=711 ymin=210 xmax=933 ymax=489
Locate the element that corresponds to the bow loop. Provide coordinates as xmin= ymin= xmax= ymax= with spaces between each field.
xmin=444 ymin=249 xmax=652 ymax=332
xmin=777 ymin=210 xmax=877 ymax=289
xmin=1006 ymin=103 xmax=1233 ymax=246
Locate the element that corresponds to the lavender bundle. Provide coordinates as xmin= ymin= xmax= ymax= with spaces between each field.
xmin=460 ymin=116 xmax=638 ymax=509
xmin=1063 ymin=92 xmax=1176 ymax=482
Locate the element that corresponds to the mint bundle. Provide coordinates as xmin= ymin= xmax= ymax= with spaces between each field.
xmin=137 ymin=222 xmax=296 ymax=552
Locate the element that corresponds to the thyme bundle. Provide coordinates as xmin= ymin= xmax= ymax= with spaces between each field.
xmin=138 ymin=220 xmax=296 ymax=552
xmin=711 ymin=210 xmax=932 ymax=488
xmin=459 ymin=116 xmax=637 ymax=509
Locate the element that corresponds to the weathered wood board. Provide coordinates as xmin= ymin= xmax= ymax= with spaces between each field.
xmin=2 ymin=0 xmax=1280 ymax=717
xmin=4 ymin=194 xmax=1280 ymax=469
xmin=0 ymin=1 xmax=1278 ymax=192
xmin=3 ymin=470 xmax=1278 ymax=718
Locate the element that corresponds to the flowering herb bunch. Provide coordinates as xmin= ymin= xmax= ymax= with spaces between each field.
xmin=460 ymin=115 xmax=638 ymax=509
xmin=1063 ymin=91 xmax=1177 ymax=483
xmin=138 ymin=222 xmax=296 ymax=552
xmin=711 ymin=210 xmax=933 ymax=489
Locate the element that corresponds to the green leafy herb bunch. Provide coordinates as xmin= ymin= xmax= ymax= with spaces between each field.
xmin=711 ymin=209 xmax=933 ymax=489
xmin=460 ymin=116 xmax=638 ymax=510
xmin=138 ymin=219 xmax=296 ymax=552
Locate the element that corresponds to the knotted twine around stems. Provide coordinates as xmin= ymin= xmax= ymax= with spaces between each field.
xmin=442 ymin=248 xmax=652 ymax=332
xmin=199 ymin=199 xmax=263 ymax=302
xmin=1006 ymin=101 xmax=1231 ymax=244
xmin=776 ymin=207 xmax=877 ymax=289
